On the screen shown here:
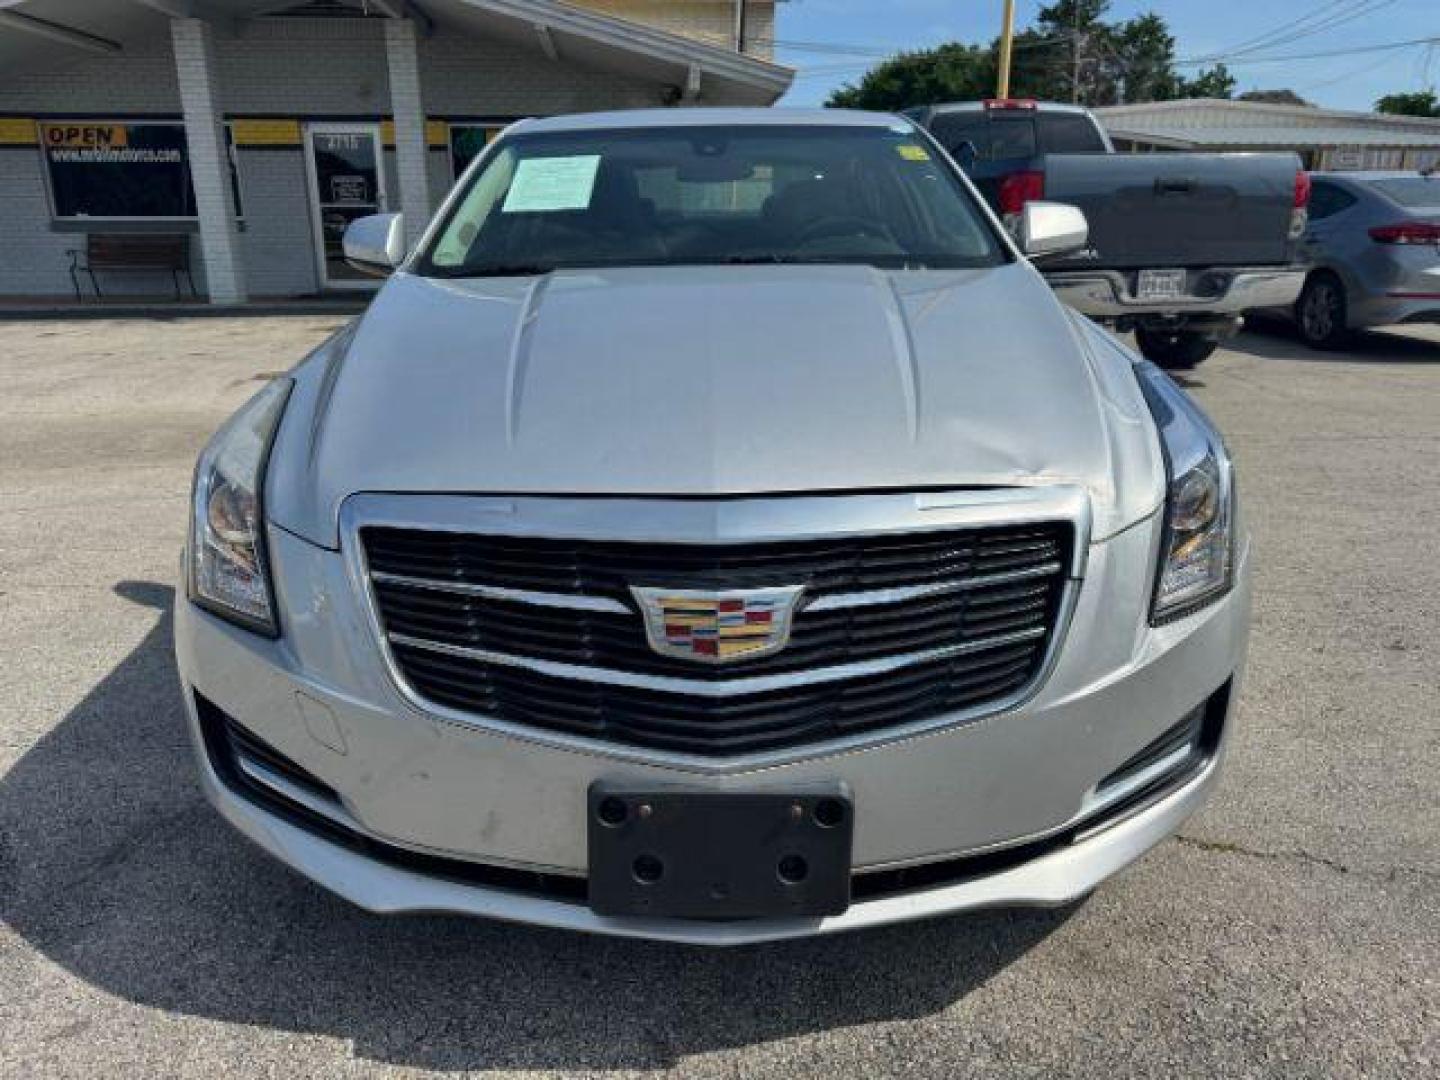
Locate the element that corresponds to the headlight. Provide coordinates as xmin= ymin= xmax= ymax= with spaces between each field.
xmin=188 ymin=378 xmax=292 ymax=635
xmin=1134 ymin=361 xmax=1236 ymax=624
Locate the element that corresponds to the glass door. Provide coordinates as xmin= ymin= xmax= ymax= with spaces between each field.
xmin=304 ymin=123 xmax=387 ymax=290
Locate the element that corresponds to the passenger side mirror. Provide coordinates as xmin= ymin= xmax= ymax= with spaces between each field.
xmin=1017 ymin=201 xmax=1088 ymax=261
xmin=342 ymin=212 xmax=406 ymax=276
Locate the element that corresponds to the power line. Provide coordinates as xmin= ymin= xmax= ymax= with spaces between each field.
xmin=1189 ymin=0 xmax=1355 ymax=62
xmin=1174 ymin=34 xmax=1440 ymax=67
xmin=1216 ymin=0 xmax=1402 ymax=62
xmin=1293 ymin=50 xmax=1402 ymax=92
xmin=1185 ymin=0 xmax=1382 ymax=64
xmin=762 ymin=30 xmax=1080 ymax=62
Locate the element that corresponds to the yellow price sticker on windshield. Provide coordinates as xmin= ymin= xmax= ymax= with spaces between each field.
xmin=896 ymin=144 xmax=931 ymax=162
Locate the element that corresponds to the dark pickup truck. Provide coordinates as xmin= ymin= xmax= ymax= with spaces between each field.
xmin=907 ymin=99 xmax=1309 ymax=368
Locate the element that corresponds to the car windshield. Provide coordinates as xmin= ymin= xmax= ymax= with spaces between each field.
xmin=416 ymin=124 xmax=1007 ymax=277
xmin=1371 ymin=176 xmax=1440 ymax=210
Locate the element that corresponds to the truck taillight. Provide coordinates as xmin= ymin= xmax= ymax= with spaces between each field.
xmin=1288 ymin=171 xmax=1311 ymax=239
xmin=983 ymin=97 xmax=1038 ymax=110
xmin=1368 ymin=221 xmax=1440 ymax=245
xmin=998 ymin=170 xmax=1045 ymax=215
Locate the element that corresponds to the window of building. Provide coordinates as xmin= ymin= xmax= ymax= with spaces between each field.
xmin=40 ymin=121 xmax=242 ymax=220
xmin=448 ymin=123 xmax=506 ymax=181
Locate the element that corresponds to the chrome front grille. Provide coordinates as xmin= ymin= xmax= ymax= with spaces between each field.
xmin=359 ymin=517 xmax=1074 ymax=758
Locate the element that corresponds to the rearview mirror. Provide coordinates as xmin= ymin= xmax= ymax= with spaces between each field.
xmin=342 ymin=212 xmax=406 ymax=276
xmin=1017 ymin=201 xmax=1088 ymax=260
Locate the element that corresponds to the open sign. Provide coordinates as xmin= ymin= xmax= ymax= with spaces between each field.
xmin=42 ymin=124 xmax=129 ymax=149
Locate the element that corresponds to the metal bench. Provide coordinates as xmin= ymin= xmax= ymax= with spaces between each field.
xmin=67 ymin=233 xmax=196 ymax=300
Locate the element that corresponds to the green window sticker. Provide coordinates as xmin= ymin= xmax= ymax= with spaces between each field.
xmin=501 ymin=154 xmax=602 ymax=212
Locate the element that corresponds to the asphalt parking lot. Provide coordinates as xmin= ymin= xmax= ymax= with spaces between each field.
xmin=1 ymin=315 xmax=1437 ymax=1078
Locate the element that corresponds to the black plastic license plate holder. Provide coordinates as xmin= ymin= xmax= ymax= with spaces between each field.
xmin=586 ymin=783 xmax=853 ymax=919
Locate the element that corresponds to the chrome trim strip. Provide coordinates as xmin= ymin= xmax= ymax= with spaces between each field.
xmin=805 ymin=560 xmax=1063 ymax=613
xmin=1078 ymin=743 xmax=1196 ymax=818
xmin=375 ymin=560 xmax=1063 ymax=618
xmin=388 ymin=624 xmax=1048 ymax=696
xmin=235 ymin=754 xmax=366 ymax=834
xmin=343 ymin=486 xmax=1092 ymax=581
xmin=340 ymin=488 xmax=1091 ymax=774
xmin=370 ymin=570 xmax=632 ymax=613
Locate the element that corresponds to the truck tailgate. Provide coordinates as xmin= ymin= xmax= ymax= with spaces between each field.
xmin=1040 ymin=152 xmax=1299 ymax=270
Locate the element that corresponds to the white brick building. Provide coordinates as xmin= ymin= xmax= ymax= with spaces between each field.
xmin=0 ymin=0 xmax=790 ymax=303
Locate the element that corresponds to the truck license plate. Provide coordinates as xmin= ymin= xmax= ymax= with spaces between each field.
xmin=1137 ymin=268 xmax=1188 ymax=300
xmin=587 ymin=784 xmax=853 ymax=919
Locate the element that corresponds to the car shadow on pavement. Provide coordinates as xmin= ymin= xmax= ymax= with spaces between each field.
xmin=1235 ymin=319 xmax=1440 ymax=363
xmin=0 ymin=581 xmax=1078 ymax=1073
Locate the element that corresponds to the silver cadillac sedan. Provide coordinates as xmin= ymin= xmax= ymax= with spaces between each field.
xmin=176 ymin=109 xmax=1250 ymax=945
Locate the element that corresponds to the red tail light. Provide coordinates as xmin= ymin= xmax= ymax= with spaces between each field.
xmin=1293 ymin=170 xmax=1311 ymax=208
xmin=984 ymin=97 xmax=1038 ymax=110
xmin=1368 ymin=221 xmax=1440 ymax=245
xmin=998 ymin=169 xmax=1045 ymax=215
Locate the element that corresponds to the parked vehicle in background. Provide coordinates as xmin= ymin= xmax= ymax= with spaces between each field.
xmin=907 ymin=98 xmax=1309 ymax=370
xmin=1280 ymin=171 xmax=1440 ymax=349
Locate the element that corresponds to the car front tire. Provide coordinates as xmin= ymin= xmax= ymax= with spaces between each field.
xmin=1134 ymin=328 xmax=1220 ymax=370
xmin=1296 ymin=272 xmax=1350 ymax=350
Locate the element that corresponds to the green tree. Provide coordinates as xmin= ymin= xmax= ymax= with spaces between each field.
xmin=827 ymin=42 xmax=995 ymax=112
xmin=1238 ymin=89 xmax=1313 ymax=106
xmin=1177 ymin=63 xmax=1236 ymax=100
xmin=1375 ymin=91 xmax=1440 ymax=117
xmin=826 ymin=0 xmax=1231 ymax=110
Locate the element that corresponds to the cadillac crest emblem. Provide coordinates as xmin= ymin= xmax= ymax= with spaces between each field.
xmin=630 ymin=585 xmax=805 ymax=664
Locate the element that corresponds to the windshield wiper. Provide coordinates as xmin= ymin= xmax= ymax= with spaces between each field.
xmin=436 ymin=263 xmax=555 ymax=278
xmin=720 ymin=254 xmax=795 ymax=264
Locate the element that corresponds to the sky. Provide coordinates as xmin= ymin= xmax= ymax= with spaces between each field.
xmin=774 ymin=0 xmax=1440 ymax=111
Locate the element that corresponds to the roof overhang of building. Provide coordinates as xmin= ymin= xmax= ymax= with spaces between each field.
xmin=0 ymin=0 xmax=793 ymax=106
xmin=1104 ymin=124 xmax=1440 ymax=150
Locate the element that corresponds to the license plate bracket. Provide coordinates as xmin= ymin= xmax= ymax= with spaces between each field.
xmin=587 ymin=783 xmax=853 ymax=919
xmin=1136 ymin=267 xmax=1188 ymax=300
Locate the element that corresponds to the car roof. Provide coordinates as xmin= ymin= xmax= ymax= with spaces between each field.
xmin=511 ymin=108 xmax=913 ymax=135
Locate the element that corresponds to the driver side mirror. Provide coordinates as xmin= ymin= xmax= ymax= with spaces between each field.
xmin=1016 ymin=201 xmax=1088 ymax=261
xmin=342 ymin=212 xmax=406 ymax=277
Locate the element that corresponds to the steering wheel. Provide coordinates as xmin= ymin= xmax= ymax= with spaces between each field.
xmin=794 ymin=215 xmax=892 ymax=246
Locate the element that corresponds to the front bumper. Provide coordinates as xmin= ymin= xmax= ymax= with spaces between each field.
xmin=1047 ymin=267 xmax=1305 ymax=321
xmin=176 ymin=497 xmax=1251 ymax=945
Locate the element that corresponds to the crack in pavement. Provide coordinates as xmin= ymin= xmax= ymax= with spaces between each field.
xmin=1172 ymin=834 xmax=1438 ymax=885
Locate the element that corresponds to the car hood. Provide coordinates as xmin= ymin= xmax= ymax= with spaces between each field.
xmin=268 ymin=263 xmax=1164 ymax=548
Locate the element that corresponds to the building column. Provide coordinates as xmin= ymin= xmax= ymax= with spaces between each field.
xmin=170 ymin=18 xmax=247 ymax=305
xmin=384 ymin=18 xmax=431 ymax=252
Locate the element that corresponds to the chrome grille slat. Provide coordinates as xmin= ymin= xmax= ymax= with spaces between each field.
xmin=387 ymin=624 xmax=1049 ymax=697
xmin=362 ymin=521 xmax=1072 ymax=757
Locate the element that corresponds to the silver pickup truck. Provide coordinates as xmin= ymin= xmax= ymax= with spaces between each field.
xmin=909 ymin=99 xmax=1308 ymax=368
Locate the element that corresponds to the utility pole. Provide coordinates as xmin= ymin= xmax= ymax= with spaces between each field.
xmin=997 ymin=0 xmax=1015 ymax=98
xmin=1071 ymin=3 xmax=1082 ymax=104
